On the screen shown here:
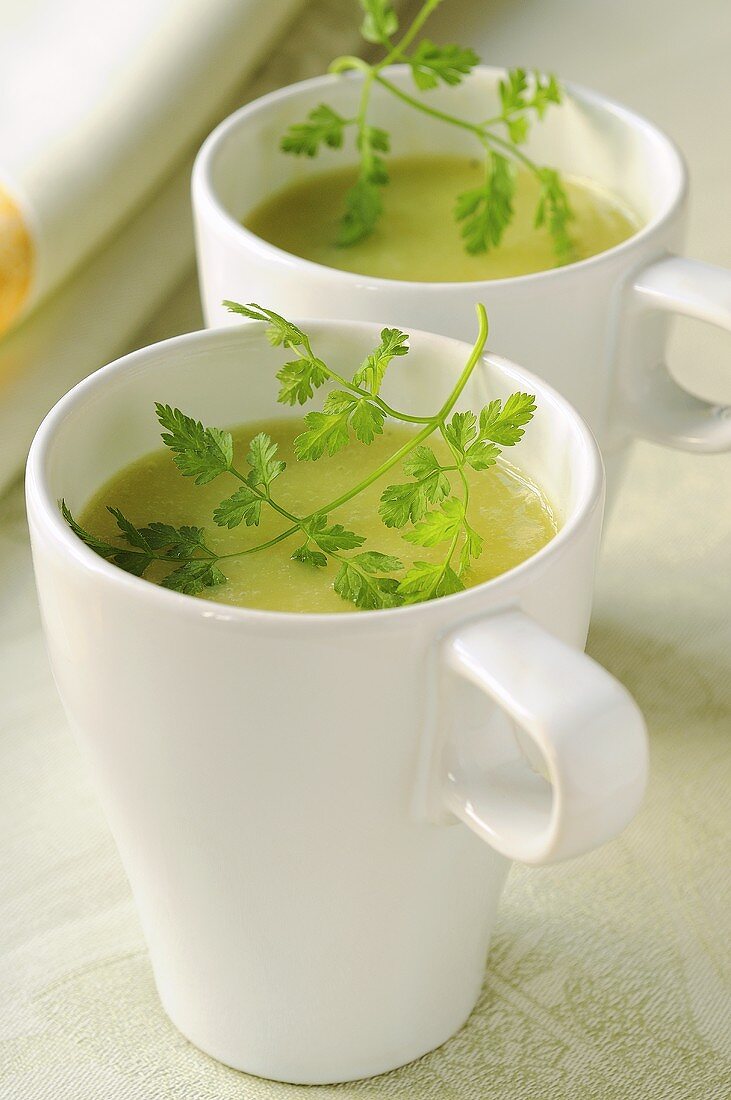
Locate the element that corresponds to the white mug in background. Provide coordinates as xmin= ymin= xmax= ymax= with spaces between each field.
xmin=26 ymin=322 xmax=648 ymax=1084
xmin=193 ymin=67 xmax=731 ymax=498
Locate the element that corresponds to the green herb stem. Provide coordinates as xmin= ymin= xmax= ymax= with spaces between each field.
xmin=379 ymin=0 xmax=444 ymax=65
xmin=328 ymin=55 xmax=372 ymax=77
xmin=373 ymin=72 xmax=483 ymax=136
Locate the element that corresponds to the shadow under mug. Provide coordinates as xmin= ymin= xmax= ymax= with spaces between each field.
xmin=26 ymin=322 xmax=648 ymax=1084
xmin=193 ymin=66 xmax=731 ymax=501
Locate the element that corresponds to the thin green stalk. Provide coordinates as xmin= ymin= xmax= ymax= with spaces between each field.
xmin=217 ymin=525 xmax=299 ymax=561
xmin=329 ymin=55 xmax=372 ymax=77
xmin=373 ymin=72 xmax=484 ymax=136
xmin=378 ymin=0 xmax=443 ymax=65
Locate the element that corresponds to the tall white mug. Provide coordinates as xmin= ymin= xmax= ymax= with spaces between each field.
xmin=26 ymin=321 xmax=648 ymax=1084
xmin=193 ymin=67 xmax=731 ymax=497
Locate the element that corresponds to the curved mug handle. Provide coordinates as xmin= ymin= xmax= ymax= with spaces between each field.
xmin=620 ymin=255 xmax=731 ymax=452
xmin=429 ymin=608 xmax=648 ymax=865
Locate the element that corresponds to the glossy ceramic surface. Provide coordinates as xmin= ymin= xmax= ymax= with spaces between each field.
xmin=26 ymin=322 xmax=647 ymax=1083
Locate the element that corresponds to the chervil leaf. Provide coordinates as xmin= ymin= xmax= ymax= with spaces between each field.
xmin=213 ymin=484 xmax=262 ymax=528
xmin=361 ymin=124 xmax=390 ymax=158
xmin=530 ymin=72 xmax=561 ymax=120
xmin=161 ymin=560 xmax=226 ymax=596
xmin=306 ymin=514 xmax=365 ymax=553
xmin=535 ymin=167 xmax=575 ymax=263
xmin=379 ymin=481 xmax=426 ymax=528
xmin=402 ymin=446 xmax=452 ymax=498
xmin=295 ymin=410 xmax=351 ymax=460
xmin=276 ymin=356 xmax=329 ymax=406
xmin=403 ymin=497 xmax=465 ymax=547
xmin=156 ymin=404 xmax=233 ymax=485
xmin=223 ymin=302 xmax=307 ymax=349
xmin=111 ymin=550 xmax=154 ymax=577
xmin=334 ymin=560 xmax=402 ymax=610
xmin=464 ymin=439 xmax=500 ymax=470
xmin=335 ymin=117 xmax=390 ymax=247
xmin=63 ymin=504 xmax=223 ymax=581
xmin=352 ymin=327 xmax=409 ymax=395
xmin=499 ymin=68 xmax=529 ymax=114
xmin=357 ymin=124 xmax=390 ymax=188
xmin=107 ymin=507 xmax=152 ymax=552
xmin=321 ymin=390 xmax=354 ymax=413
xmin=247 ymin=433 xmax=286 ymax=488
xmin=409 ymin=40 xmax=479 ymax=90
xmin=280 ymin=104 xmax=349 ymax=157
xmin=443 ymin=411 xmax=478 ymax=453
xmin=291 ymin=544 xmax=328 ymax=568
xmin=61 ymin=502 xmax=155 ymax=577
xmin=359 ymin=0 xmax=398 ymax=44
xmin=109 ymin=515 xmax=215 ymax=572
xmin=397 ymin=560 xmax=464 ymax=603
xmin=479 ymin=393 xmax=536 ymax=445
xmin=296 ymin=389 xmax=385 ymax=452
xmin=455 ymin=152 xmax=515 ymax=255
xmin=495 ymin=69 xmax=560 ymax=135
xmin=460 ymin=517 xmax=483 ymax=567
xmin=351 ymin=551 xmax=403 ymax=573
xmin=61 ymin=501 xmax=113 ymax=556
xmin=139 ymin=523 xmax=212 ymax=558
xmin=379 ymin=447 xmax=451 ymax=528
xmin=350 ymin=398 xmax=386 ymax=443
xmin=337 ymin=178 xmax=383 ymax=246
xmin=506 ymin=115 xmax=529 ymax=144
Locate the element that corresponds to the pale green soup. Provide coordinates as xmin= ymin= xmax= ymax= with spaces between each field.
xmin=244 ymin=154 xmax=640 ymax=283
xmin=80 ymin=419 xmax=557 ymax=614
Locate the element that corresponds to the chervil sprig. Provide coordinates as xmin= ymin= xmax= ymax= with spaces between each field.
xmin=279 ymin=0 xmax=575 ymax=261
xmin=63 ymin=301 xmax=536 ymax=610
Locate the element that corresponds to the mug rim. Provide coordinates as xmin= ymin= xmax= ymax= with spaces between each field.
xmin=26 ymin=320 xmax=604 ymax=631
xmin=192 ymin=63 xmax=688 ymax=293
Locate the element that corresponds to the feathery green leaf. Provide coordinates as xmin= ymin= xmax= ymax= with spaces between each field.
xmin=280 ymin=104 xmax=349 ymax=157
xmin=156 ymin=404 xmax=233 ymax=485
xmin=409 ymin=39 xmax=479 ymax=90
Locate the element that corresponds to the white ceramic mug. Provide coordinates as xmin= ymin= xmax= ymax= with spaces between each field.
xmin=193 ymin=66 xmax=731 ymax=497
xmin=26 ymin=321 xmax=648 ymax=1084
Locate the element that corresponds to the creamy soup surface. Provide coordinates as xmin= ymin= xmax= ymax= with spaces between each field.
xmin=81 ymin=418 xmax=558 ymax=613
xmin=245 ymin=154 xmax=641 ymax=283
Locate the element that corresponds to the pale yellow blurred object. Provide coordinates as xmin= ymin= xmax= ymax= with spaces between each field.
xmin=0 ymin=0 xmax=305 ymax=336
xmin=0 ymin=187 xmax=33 ymax=336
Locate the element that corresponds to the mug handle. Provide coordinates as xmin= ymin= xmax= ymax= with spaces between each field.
xmin=430 ymin=608 xmax=648 ymax=865
xmin=621 ymin=255 xmax=731 ymax=452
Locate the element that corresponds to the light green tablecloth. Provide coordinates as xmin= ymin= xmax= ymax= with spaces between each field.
xmin=1 ymin=366 xmax=729 ymax=1098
